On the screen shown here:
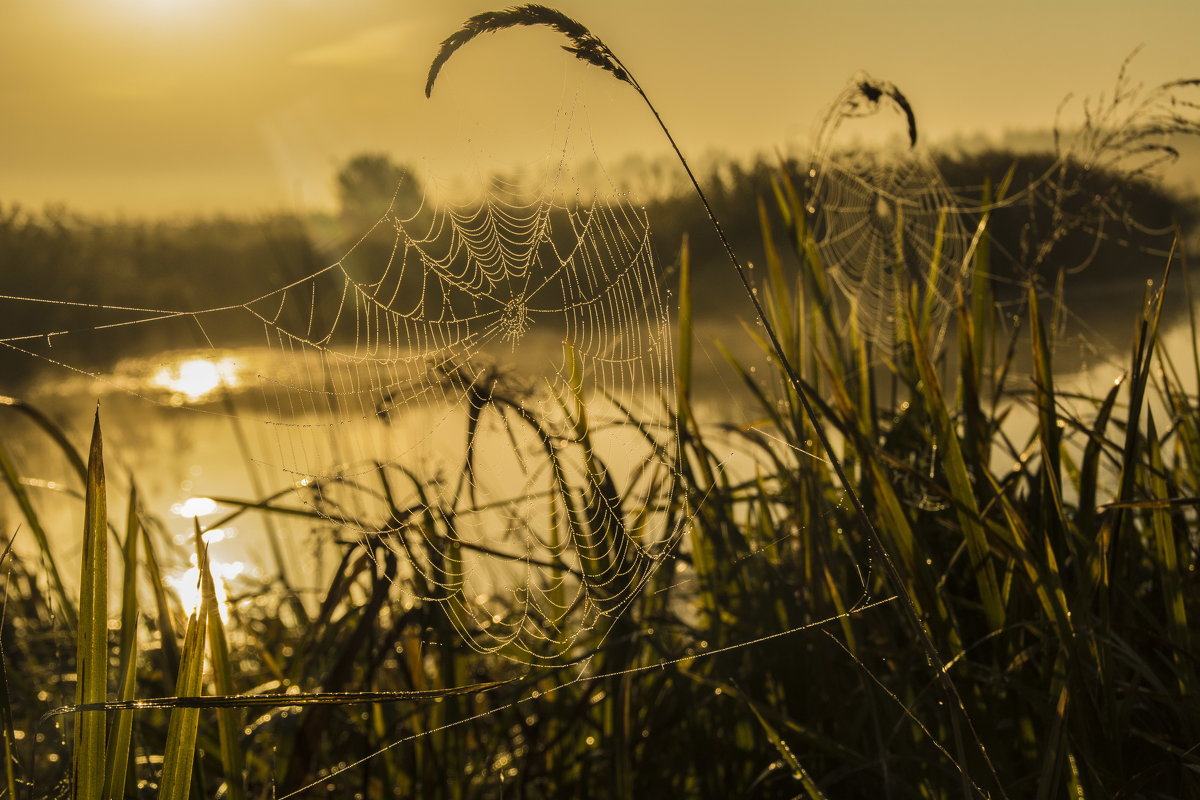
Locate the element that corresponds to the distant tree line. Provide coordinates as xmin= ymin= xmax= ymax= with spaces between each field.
xmin=0 ymin=149 xmax=1194 ymax=384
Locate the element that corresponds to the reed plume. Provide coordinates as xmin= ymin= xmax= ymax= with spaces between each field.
xmin=426 ymin=4 xmax=628 ymax=98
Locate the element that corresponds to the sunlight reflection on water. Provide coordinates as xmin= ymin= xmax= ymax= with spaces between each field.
xmin=5 ymin=295 xmax=1197 ymax=613
xmin=151 ymin=356 xmax=240 ymax=404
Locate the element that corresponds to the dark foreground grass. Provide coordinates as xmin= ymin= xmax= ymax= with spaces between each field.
xmin=1 ymin=155 xmax=1198 ymax=798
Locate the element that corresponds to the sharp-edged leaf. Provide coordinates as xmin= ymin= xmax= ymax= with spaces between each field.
xmin=140 ymin=523 xmax=181 ymax=693
xmin=103 ymin=634 xmax=137 ymax=800
xmin=73 ymin=410 xmax=108 ymax=800
xmin=908 ymin=299 xmax=1006 ymax=630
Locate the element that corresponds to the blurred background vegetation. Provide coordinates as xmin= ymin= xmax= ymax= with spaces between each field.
xmin=1 ymin=145 xmax=1195 ymax=386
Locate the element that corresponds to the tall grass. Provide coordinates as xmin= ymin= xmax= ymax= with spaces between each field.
xmin=0 ymin=7 xmax=1197 ymax=798
xmin=2 ymin=156 xmax=1196 ymax=795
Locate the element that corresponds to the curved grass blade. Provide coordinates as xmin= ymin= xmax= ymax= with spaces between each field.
xmin=140 ymin=523 xmax=181 ymax=693
xmin=0 ymin=395 xmax=88 ymax=481
xmin=0 ymin=441 xmax=76 ymax=631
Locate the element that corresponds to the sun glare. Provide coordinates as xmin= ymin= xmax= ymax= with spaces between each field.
xmin=167 ymin=559 xmax=244 ymax=623
xmin=123 ymin=0 xmax=214 ymax=15
xmin=170 ymin=496 xmax=219 ymax=518
xmin=152 ymin=357 xmax=239 ymax=403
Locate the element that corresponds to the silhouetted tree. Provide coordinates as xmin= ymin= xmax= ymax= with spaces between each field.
xmin=336 ymin=154 xmax=420 ymax=227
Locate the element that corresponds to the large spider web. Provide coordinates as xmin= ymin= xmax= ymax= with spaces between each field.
xmin=0 ymin=146 xmax=684 ymax=664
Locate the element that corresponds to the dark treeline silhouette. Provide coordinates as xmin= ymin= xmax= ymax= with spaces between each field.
xmin=935 ymin=149 xmax=1198 ymax=292
xmin=0 ymin=148 xmax=1194 ymax=384
xmin=0 ymin=206 xmax=332 ymax=384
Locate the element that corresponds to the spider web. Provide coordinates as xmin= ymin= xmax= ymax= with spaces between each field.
xmin=0 ymin=142 xmax=684 ymax=664
xmin=803 ymin=74 xmax=982 ymax=357
xmin=802 ymin=63 xmax=1200 ymax=362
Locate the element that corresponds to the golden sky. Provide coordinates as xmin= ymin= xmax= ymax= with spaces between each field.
xmin=3 ymin=0 xmax=1199 ymax=217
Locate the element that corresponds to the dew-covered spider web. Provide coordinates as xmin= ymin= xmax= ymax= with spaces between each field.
xmin=802 ymin=66 xmax=1200 ymax=359
xmin=803 ymin=73 xmax=982 ymax=357
xmin=0 ymin=136 xmax=684 ymax=664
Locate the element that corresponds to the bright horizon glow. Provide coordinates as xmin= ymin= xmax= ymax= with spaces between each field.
xmin=115 ymin=0 xmax=222 ymax=18
xmin=3 ymin=2 xmax=1199 ymax=216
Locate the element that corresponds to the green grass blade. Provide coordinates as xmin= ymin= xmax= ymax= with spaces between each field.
xmin=743 ymin=695 xmax=829 ymax=800
xmin=159 ymin=519 xmax=212 ymax=800
xmin=140 ymin=523 xmax=181 ymax=693
xmin=115 ymin=486 xmax=140 ymax=682
xmin=971 ymin=177 xmax=993 ymax=373
xmin=1076 ymin=380 xmax=1122 ymax=537
xmin=758 ymin=195 xmax=795 ymax=362
xmin=103 ymin=633 xmax=137 ymax=800
xmin=0 ymin=643 xmax=15 ymax=800
xmin=1029 ymin=284 xmax=1066 ymax=539
xmin=919 ymin=209 xmax=947 ymax=336
xmin=73 ymin=410 xmax=108 ymax=800
xmin=104 ymin=484 xmax=141 ymax=800
xmin=908 ymin=301 xmax=1006 ymax=630
xmin=0 ymin=535 xmax=18 ymax=800
xmin=1146 ymin=413 xmax=1192 ymax=687
xmin=1107 ymin=256 xmax=1173 ymax=571
xmin=202 ymin=527 xmax=246 ymax=800
xmin=676 ymin=234 xmax=692 ymax=411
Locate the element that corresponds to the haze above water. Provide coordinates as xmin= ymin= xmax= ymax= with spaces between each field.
xmin=3 ymin=1 xmax=1200 ymax=216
